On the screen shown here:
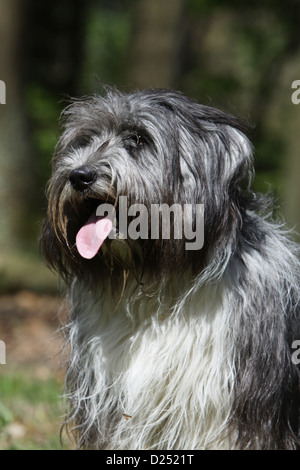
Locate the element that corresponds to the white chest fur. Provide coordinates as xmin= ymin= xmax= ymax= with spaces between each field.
xmin=66 ymin=278 xmax=236 ymax=449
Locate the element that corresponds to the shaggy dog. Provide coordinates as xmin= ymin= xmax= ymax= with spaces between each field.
xmin=41 ymin=87 xmax=300 ymax=449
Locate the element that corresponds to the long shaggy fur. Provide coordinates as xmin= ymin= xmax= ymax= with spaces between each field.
xmin=41 ymin=87 xmax=300 ymax=449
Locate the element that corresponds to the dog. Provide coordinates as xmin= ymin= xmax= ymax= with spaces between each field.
xmin=41 ymin=87 xmax=300 ymax=450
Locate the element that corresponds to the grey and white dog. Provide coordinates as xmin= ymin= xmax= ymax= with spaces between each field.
xmin=41 ymin=87 xmax=300 ymax=450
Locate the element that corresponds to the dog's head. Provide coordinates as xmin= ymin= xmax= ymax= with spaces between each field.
xmin=41 ymin=87 xmax=254 ymax=287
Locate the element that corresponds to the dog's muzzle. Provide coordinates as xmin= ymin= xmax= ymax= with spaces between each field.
xmin=68 ymin=165 xmax=115 ymax=259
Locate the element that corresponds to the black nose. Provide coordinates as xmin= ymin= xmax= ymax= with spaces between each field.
xmin=69 ymin=166 xmax=96 ymax=191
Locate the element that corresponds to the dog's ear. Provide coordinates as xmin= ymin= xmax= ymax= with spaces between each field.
xmin=225 ymin=128 xmax=254 ymax=195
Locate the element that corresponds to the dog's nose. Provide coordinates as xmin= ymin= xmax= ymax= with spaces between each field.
xmin=69 ymin=166 xmax=96 ymax=191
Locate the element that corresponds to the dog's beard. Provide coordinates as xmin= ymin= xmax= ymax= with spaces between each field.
xmin=44 ymin=182 xmax=195 ymax=295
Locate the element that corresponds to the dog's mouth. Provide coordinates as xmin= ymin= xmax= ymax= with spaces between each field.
xmin=76 ymin=211 xmax=113 ymax=259
xmin=70 ymin=191 xmax=119 ymax=259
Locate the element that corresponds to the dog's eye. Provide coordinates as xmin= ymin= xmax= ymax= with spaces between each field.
xmin=127 ymin=134 xmax=145 ymax=147
xmin=133 ymin=134 xmax=144 ymax=146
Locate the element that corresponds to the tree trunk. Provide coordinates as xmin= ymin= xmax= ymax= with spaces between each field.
xmin=0 ymin=0 xmax=35 ymax=249
xmin=128 ymin=0 xmax=186 ymax=89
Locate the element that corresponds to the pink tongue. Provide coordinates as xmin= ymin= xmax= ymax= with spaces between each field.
xmin=76 ymin=214 xmax=113 ymax=259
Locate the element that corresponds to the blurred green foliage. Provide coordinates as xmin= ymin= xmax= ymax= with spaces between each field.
xmin=25 ymin=85 xmax=61 ymax=186
xmin=81 ymin=5 xmax=131 ymax=91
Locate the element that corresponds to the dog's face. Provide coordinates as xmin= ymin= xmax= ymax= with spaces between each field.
xmin=41 ymin=88 xmax=254 ymax=287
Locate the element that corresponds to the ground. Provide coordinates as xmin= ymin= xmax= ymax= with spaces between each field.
xmin=0 ymin=289 xmax=74 ymax=450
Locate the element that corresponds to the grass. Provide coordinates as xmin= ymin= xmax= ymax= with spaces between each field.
xmin=0 ymin=366 xmax=73 ymax=450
